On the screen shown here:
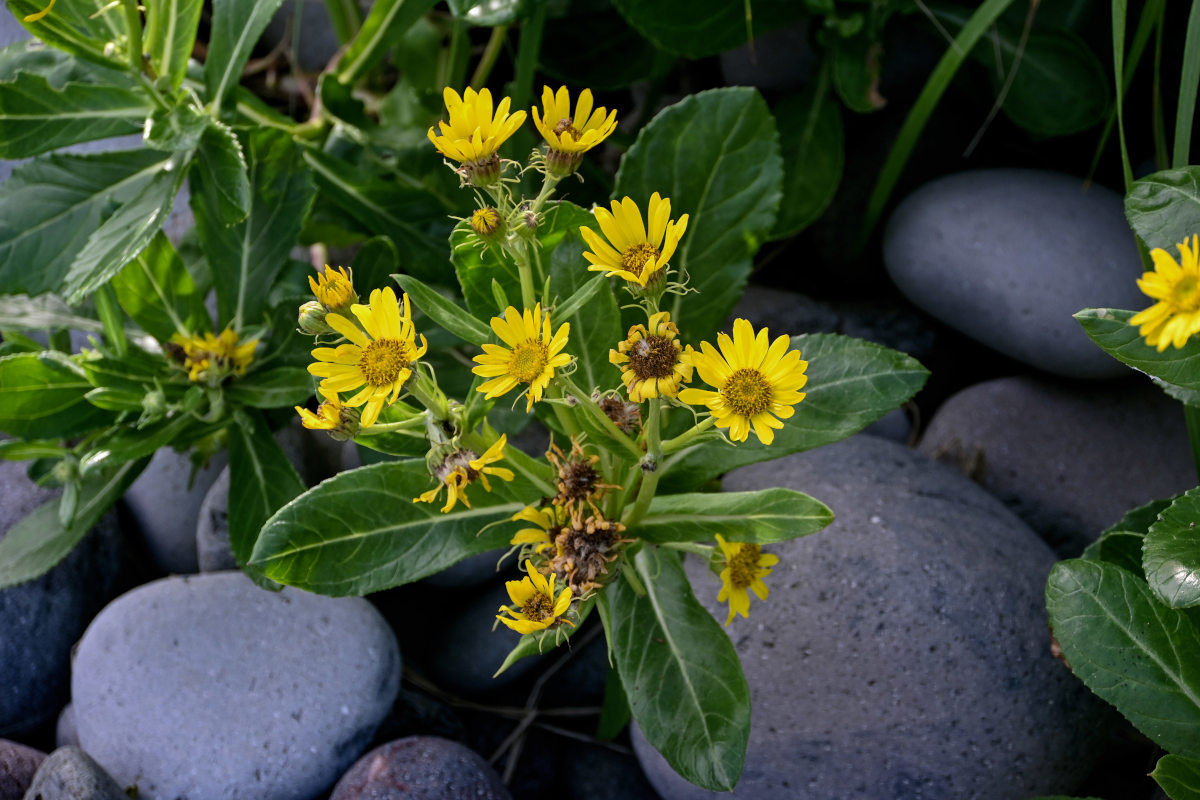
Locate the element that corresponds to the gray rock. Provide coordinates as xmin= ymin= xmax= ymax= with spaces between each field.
xmin=21 ymin=746 xmax=125 ymax=800
xmin=1 ymin=8 xmax=28 ymax=47
xmin=195 ymin=468 xmax=237 ymax=573
xmin=562 ymin=743 xmax=659 ymax=800
xmin=918 ymin=375 xmax=1194 ymax=557
xmin=0 ymin=461 xmax=122 ymax=737
xmin=54 ymin=705 xmax=76 ymax=749
xmin=73 ymin=571 xmax=400 ymax=800
xmin=633 ymin=435 xmax=1109 ymax=799
xmin=123 ymin=446 xmax=228 ymax=574
xmin=0 ymin=740 xmax=44 ymax=800
xmin=421 ymin=550 xmax=507 ymax=589
xmin=329 ymin=737 xmax=510 ymax=800
xmin=884 ymin=169 xmax=1146 ymax=378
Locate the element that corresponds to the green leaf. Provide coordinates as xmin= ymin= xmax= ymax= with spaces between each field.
xmin=143 ymin=101 xmax=209 ymax=151
xmin=0 ymin=458 xmax=146 ymax=590
xmin=0 ymin=148 xmax=172 ymax=297
xmin=1125 ymin=167 xmax=1200 ymax=251
xmin=770 ymin=84 xmax=843 ymax=239
xmin=610 ymin=0 xmax=802 ymax=58
xmin=80 ymin=410 xmax=197 ymax=473
xmin=112 ymin=232 xmax=210 ymax=341
xmin=596 ymin=661 xmax=631 ymax=740
xmin=225 ymin=367 xmax=313 ymax=408
xmin=0 ymin=71 xmax=151 ymax=158
xmin=249 ymin=461 xmax=530 ymax=595
xmin=614 ymin=88 xmax=783 ymax=342
xmin=0 ymin=352 xmax=113 ymax=438
xmin=660 ymin=333 xmax=928 ymax=492
xmin=0 ymin=294 xmax=103 ymax=334
xmin=394 ymin=274 xmax=491 ymax=344
xmin=1153 ymin=754 xmax=1200 ymax=800
xmin=1144 ymin=488 xmax=1200 ymax=608
xmin=1046 ymin=559 xmax=1200 ymax=759
xmin=1076 ymin=308 xmax=1200 ymax=390
xmin=348 ymin=236 xmax=399 ymax=296
xmin=636 ymin=488 xmax=833 ymax=544
xmin=607 ymin=547 xmax=750 ymax=791
xmin=6 ymin=0 xmax=121 ymax=67
xmin=62 ymin=151 xmax=189 ymax=304
xmin=144 ymin=0 xmax=204 ymax=92
xmin=1083 ymin=496 xmax=1177 ymax=573
xmin=337 ymin=0 xmax=439 ymax=84
xmin=832 ymin=33 xmax=885 ymax=113
xmin=0 ymin=40 xmax=130 ymax=86
xmin=228 ymin=408 xmax=306 ymax=570
xmin=204 ymin=0 xmax=287 ymax=109
xmin=192 ymin=128 xmax=316 ymax=329
xmin=190 ymin=121 xmax=249 ymax=224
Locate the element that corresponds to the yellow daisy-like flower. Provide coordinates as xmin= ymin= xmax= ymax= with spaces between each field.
xmin=678 ymin=318 xmax=808 ymax=446
xmin=496 ymin=559 xmax=574 ymax=634
xmin=307 ymin=287 xmax=428 ymax=428
xmin=427 ymin=87 xmax=526 ymax=183
xmin=414 ymin=435 xmax=515 ymax=513
xmin=580 ymin=193 xmax=689 ymax=288
xmin=510 ymin=504 xmax=570 ymax=553
xmin=170 ymin=328 xmax=257 ymax=384
xmin=295 ymin=388 xmax=361 ymax=440
xmin=532 ymin=86 xmax=618 ymax=175
xmin=472 ymin=304 xmax=571 ymax=412
xmin=609 ymin=311 xmax=693 ymax=401
xmin=309 ymin=265 xmax=357 ymax=314
xmin=1131 ymin=235 xmax=1200 ymax=351
xmin=715 ymin=534 xmax=779 ymax=626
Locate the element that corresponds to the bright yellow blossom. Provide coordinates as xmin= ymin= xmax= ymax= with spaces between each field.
xmin=610 ymin=311 xmax=692 ymax=401
xmin=472 ymin=304 xmax=571 ymax=412
xmin=496 ymin=560 xmax=574 ymax=634
xmin=715 ymin=534 xmax=778 ymax=626
xmin=309 ymin=266 xmax=356 ymax=314
xmin=580 ymin=193 xmax=688 ymax=288
xmin=170 ymin=328 xmax=257 ymax=384
xmin=414 ymin=435 xmax=514 ymax=513
xmin=1131 ymin=235 xmax=1200 ymax=351
xmin=295 ymin=388 xmax=361 ymax=440
xmin=532 ymin=85 xmax=618 ymax=174
xmin=427 ymin=87 xmax=526 ymax=183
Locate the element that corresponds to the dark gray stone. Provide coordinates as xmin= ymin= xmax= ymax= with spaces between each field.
xmin=424 ymin=583 xmax=542 ymax=695
xmin=195 ymin=468 xmax=236 ymax=573
xmin=421 ymin=550 xmax=507 ymax=589
xmin=562 ymin=743 xmax=659 ymax=800
xmin=719 ymin=23 xmax=814 ymax=92
xmin=0 ymin=740 xmax=44 ymax=800
xmin=918 ymin=375 xmax=1194 ymax=557
xmin=0 ymin=461 xmax=122 ymax=737
xmin=884 ymin=169 xmax=1146 ymax=378
xmin=328 ymin=737 xmax=510 ymax=800
xmin=633 ymin=435 xmax=1110 ymax=799
xmin=21 ymin=746 xmax=125 ymax=800
xmin=73 ymin=572 xmax=400 ymax=800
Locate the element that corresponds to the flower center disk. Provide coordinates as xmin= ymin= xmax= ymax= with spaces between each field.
xmin=728 ymin=544 xmax=762 ymax=589
xmin=620 ymin=243 xmax=660 ymax=277
xmin=627 ymin=335 xmax=678 ymax=379
xmin=723 ymin=368 xmax=772 ymax=417
xmin=554 ymin=117 xmax=581 ymax=140
xmin=522 ymin=591 xmax=553 ymax=621
xmin=1174 ymin=274 xmax=1200 ymax=311
xmin=510 ymin=340 xmax=549 ymax=383
xmin=359 ymin=339 xmax=410 ymax=386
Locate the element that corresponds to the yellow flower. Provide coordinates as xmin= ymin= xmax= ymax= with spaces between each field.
xmin=679 ymin=318 xmax=808 ymax=446
xmin=496 ymin=560 xmax=574 ymax=634
xmin=307 ymin=287 xmax=428 ymax=427
xmin=295 ymin=388 xmax=361 ymax=440
xmin=470 ymin=207 xmax=504 ymax=238
xmin=170 ymin=328 xmax=257 ymax=384
xmin=23 ymin=0 xmax=56 ymax=21
xmin=715 ymin=534 xmax=778 ymax=626
xmin=580 ymin=193 xmax=688 ymax=288
xmin=472 ymin=304 xmax=571 ymax=412
xmin=309 ymin=266 xmax=357 ymax=314
xmin=415 ymin=435 xmax=515 ymax=513
xmin=427 ymin=87 xmax=526 ymax=183
xmin=1131 ymin=235 xmax=1200 ymax=351
xmin=609 ymin=311 xmax=692 ymax=401
xmin=532 ymin=86 xmax=618 ymax=174
xmin=510 ymin=504 xmax=570 ymax=553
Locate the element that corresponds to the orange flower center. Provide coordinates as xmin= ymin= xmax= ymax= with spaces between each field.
xmin=359 ymin=339 xmax=410 ymax=386
xmin=627 ymin=334 xmax=679 ymax=379
xmin=620 ymin=243 xmax=660 ymax=277
xmin=723 ymin=368 xmax=772 ymax=418
xmin=510 ymin=340 xmax=549 ymax=383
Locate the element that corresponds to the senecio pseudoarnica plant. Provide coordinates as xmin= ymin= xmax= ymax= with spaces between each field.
xmin=249 ymin=85 xmax=927 ymax=792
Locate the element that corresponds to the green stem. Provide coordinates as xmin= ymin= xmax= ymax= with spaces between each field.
xmin=446 ymin=17 xmax=471 ymax=92
xmin=661 ymin=541 xmax=713 ymax=557
xmin=1152 ymin=11 xmax=1168 ymax=171
xmin=121 ymin=0 xmax=143 ymax=72
xmin=529 ymin=174 xmax=561 ymax=216
xmin=1113 ymin=0 xmax=1134 ymax=191
xmin=407 ymin=369 xmax=450 ymax=420
xmin=323 ymin=0 xmax=363 ymax=46
xmin=1173 ymin=0 xmax=1200 ymax=167
xmin=560 ymin=376 xmax=641 ymax=457
xmin=546 ymin=384 xmax=581 ymax=439
xmin=661 ymin=416 xmax=716 ymax=455
xmin=505 ymin=239 xmax=537 ymax=309
xmin=471 ymin=24 xmax=510 ymax=89
xmin=622 ymin=398 xmax=661 ymax=528
xmin=1186 ymin=405 xmax=1200 ymax=484
xmin=360 ymin=417 xmax=425 ymax=434
xmin=507 ymin=2 xmax=545 ymax=114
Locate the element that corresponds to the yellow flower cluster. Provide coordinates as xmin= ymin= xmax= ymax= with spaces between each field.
xmin=170 ymin=328 xmax=257 ymax=384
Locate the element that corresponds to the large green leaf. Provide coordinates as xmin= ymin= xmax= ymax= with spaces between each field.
xmin=144 ymin=0 xmax=204 ymax=92
xmin=635 ymin=488 xmax=832 ymax=544
xmin=1153 ymin=754 xmax=1200 ymax=800
xmin=225 ymin=367 xmax=313 ymax=408
xmin=6 ymin=0 xmax=122 ymax=67
xmin=1125 ymin=167 xmax=1200 ymax=251
xmin=660 ymin=333 xmax=928 ymax=493
xmin=336 ymin=0 xmax=439 ymax=84
xmin=0 ymin=149 xmax=170 ymax=297
xmin=192 ymin=128 xmax=315 ymax=329
xmin=249 ymin=460 xmax=532 ymax=595
xmin=228 ymin=409 xmax=305 ymax=569
xmin=614 ymin=88 xmax=782 ymax=342
xmin=204 ymin=0 xmax=286 ymax=109
xmin=1076 ymin=308 xmax=1200 ymax=390
xmin=0 ymin=71 xmax=150 ymax=158
xmin=1046 ymin=559 xmax=1200 ymax=759
xmin=610 ymin=0 xmax=802 ymax=58
xmin=393 ymin=273 xmax=491 ymax=344
xmin=0 ymin=352 xmax=113 ymax=438
xmin=1144 ymin=488 xmax=1200 ymax=609
xmin=770 ymin=85 xmax=843 ymax=240
xmin=0 ymin=458 xmax=146 ymax=590
xmin=191 ymin=121 xmax=250 ymax=225
xmin=0 ymin=294 xmax=103 ymax=334
xmin=112 ymin=232 xmax=210 ymax=342
xmin=0 ymin=40 xmax=131 ymax=86
xmin=607 ymin=547 xmax=750 ymax=791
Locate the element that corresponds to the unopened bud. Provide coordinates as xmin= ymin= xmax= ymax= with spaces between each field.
xmin=298 ymin=301 xmax=335 ymax=335
xmin=470 ymin=207 xmax=504 ymax=239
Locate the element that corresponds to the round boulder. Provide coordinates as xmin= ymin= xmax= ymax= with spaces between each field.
xmin=329 ymin=736 xmax=510 ymax=800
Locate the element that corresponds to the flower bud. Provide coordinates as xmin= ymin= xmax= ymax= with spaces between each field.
xmin=470 ymin=207 xmax=504 ymax=239
xmin=298 ymin=301 xmax=335 ymax=335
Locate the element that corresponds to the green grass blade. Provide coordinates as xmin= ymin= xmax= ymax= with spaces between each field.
xmin=1174 ymin=0 xmax=1200 ymax=168
xmin=1114 ymin=0 xmax=1133 ymax=190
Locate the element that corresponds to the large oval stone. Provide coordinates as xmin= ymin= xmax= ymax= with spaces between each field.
xmin=633 ymin=435 xmax=1110 ymax=799
xmin=72 ymin=572 xmax=400 ymax=800
xmin=884 ymin=169 xmax=1145 ymax=378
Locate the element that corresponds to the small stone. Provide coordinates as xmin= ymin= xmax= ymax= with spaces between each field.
xmin=0 ymin=740 xmax=44 ymax=800
xmin=329 ymin=737 xmax=510 ymax=800
xmin=561 ymin=743 xmax=659 ymax=800
xmin=884 ymin=169 xmax=1145 ymax=378
xmin=20 ymin=746 xmax=125 ymax=800
xmin=918 ymin=375 xmax=1194 ymax=556
xmin=73 ymin=571 xmax=400 ymax=800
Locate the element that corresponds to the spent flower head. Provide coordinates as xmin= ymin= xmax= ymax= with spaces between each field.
xmin=610 ymin=311 xmax=692 ymax=401
xmin=496 ymin=560 xmax=574 ymax=634
xmin=511 ymin=504 xmax=571 ymax=554
xmin=715 ymin=534 xmax=778 ymax=626
xmin=415 ymin=435 xmax=514 ymax=513
xmin=1131 ymin=235 xmax=1200 ymax=351
xmin=580 ymin=193 xmax=688 ymax=291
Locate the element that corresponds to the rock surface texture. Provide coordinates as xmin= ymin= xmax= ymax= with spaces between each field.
xmin=20 ymin=746 xmax=126 ymax=800
xmin=633 ymin=435 xmax=1110 ymax=799
xmin=328 ymin=737 xmax=510 ymax=800
xmin=884 ymin=169 xmax=1145 ymax=378
xmin=72 ymin=572 xmax=400 ymax=800
xmin=0 ymin=740 xmax=44 ymax=800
